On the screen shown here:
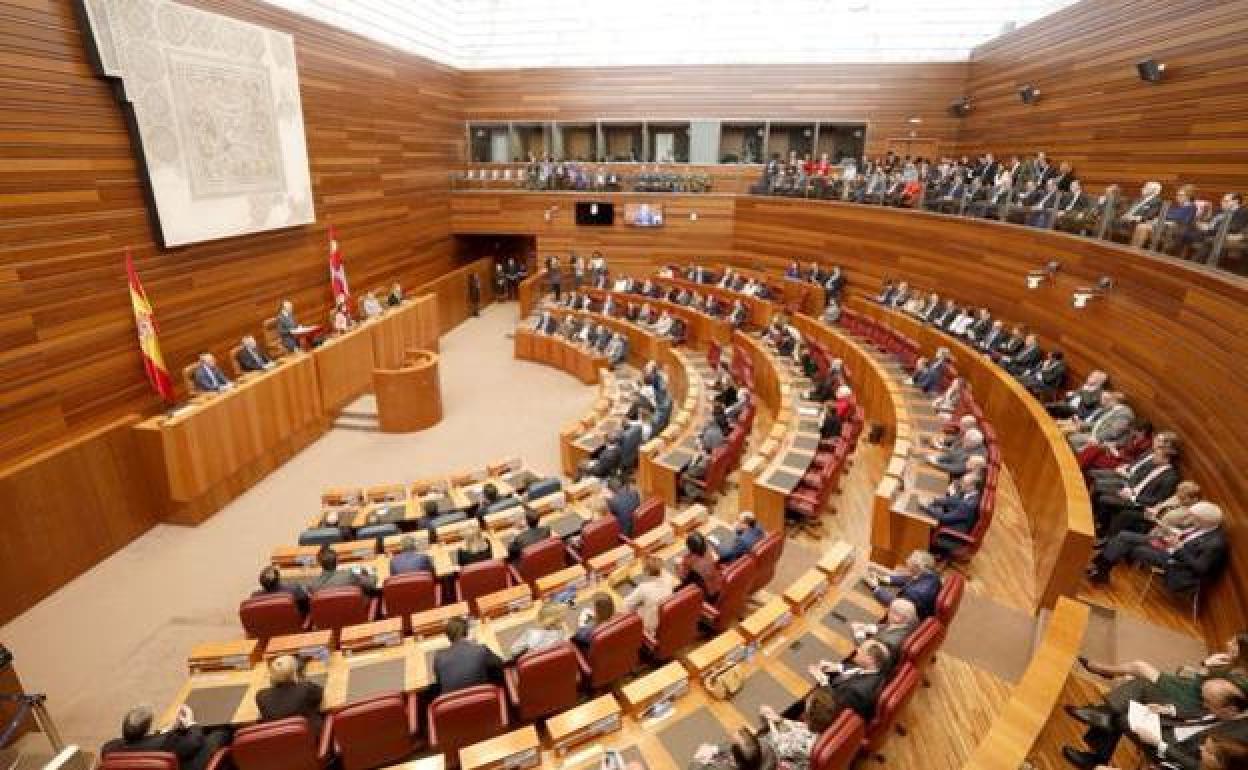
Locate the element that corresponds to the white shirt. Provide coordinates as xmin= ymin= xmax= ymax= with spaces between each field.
xmin=623 ymin=575 xmax=675 ymax=635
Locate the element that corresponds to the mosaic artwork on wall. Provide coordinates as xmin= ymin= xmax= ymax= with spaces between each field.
xmin=79 ymin=0 xmax=316 ymax=248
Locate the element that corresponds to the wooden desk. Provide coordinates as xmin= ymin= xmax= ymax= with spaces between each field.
xmin=134 ymin=353 xmax=325 ymax=524
xmin=370 ymin=295 xmax=440 ymax=368
xmin=546 ymin=695 xmax=624 ymax=753
xmin=374 ymin=350 xmax=443 ymax=432
xmin=514 ymin=323 xmax=608 ymax=385
xmin=460 ymin=725 xmax=541 ymax=770
xmin=314 ymin=321 xmax=377 ymax=413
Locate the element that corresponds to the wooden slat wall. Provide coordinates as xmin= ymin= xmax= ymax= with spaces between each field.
xmin=958 ymin=0 xmax=1248 ymax=199
xmin=451 ymin=190 xmax=1248 ymax=643
xmin=460 ymin=63 xmax=969 ymax=158
xmin=0 ymin=0 xmax=463 ymax=466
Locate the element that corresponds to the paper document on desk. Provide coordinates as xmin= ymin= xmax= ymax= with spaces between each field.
xmin=1127 ymin=701 xmax=1161 ymax=738
xmin=798 ymin=406 xmax=820 ymax=417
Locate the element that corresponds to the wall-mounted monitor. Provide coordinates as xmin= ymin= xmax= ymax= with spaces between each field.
xmin=575 ymin=202 xmax=614 ymax=226
xmin=624 ymin=203 xmax=665 ymax=227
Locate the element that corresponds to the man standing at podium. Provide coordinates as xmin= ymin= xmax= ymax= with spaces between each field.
xmin=276 ymin=300 xmax=300 ymax=352
xmin=192 ymin=353 xmax=232 ymax=393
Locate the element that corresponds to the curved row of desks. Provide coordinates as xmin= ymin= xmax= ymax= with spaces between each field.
xmin=513 ymin=326 xmax=609 ymax=385
xmin=559 ymin=370 xmax=638 ymax=477
xmin=583 ymin=287 xmax=733 ymax=351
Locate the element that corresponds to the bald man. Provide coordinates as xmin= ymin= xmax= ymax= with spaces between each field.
xmin=1088 ymin=502 xmax=1228 ymax=591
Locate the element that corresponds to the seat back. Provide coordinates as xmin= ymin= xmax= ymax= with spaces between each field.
xmin=810 ymin=710 xmax=865 ymax=770
xmin=701 ymin=446 xmax=732 ymax=494
xmin=332 ymin=692 xmax=415 ymax=770
xmin=579 ymin=516 xmax=621 ymax=561
xmin=652 ymin=586 xmax=702 ymax=661
xmin=427 ymin=685 xmax=509 ymax=763
xmin=632 ymin=497 xmax=665 ymax=537
xmin=99 ymin=752 xmax=179 ymax=770
xmin=232 ymin=716 xmax=322 ymax=770
xmin=457 ymin=559 xmax=510 ymax=606
xmin=865 ymin=662 xmax=920 ymax=751
xmin=526 ymin=478 xmax=562 ymax=500
xmin=308 ymin=586 xmax=371 ymax=631
xmin=298 ymin=527 xmax=345 ymax=547
xmin=517 ymin=537 xmax=567 ymax=584
xmin=513 ymin=642 xmax=581 ymax=721
xmin=708 ymin=555 xmax=757 ymax=632
xmin=383 ymin=572 xmax=438 ymax=617
xmin=748 ymin=532 xmax=785 ymax=594
xmin=586 ymin=612 xmax=645 ymax=688
xmin=899 ymin=617 xmax=946 ymax=669
xmin=935 ymin=571 xmax=965 ymax=626
xmin=239 ymin=593 xmax=305 ymax=639
xmin=357 ymin=523 xmax=399 ymax=541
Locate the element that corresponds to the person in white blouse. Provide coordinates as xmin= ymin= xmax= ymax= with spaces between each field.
xmin=508 ymin=601 xmax=567 ymax=660
xmin=622 ymin=556 xmax=675 ymax=635
xmin=360 ymin=291 xmax=384 ymax=320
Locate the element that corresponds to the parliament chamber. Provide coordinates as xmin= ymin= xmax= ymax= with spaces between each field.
xmin=2 ymin=1 xmax=1248 ymax=769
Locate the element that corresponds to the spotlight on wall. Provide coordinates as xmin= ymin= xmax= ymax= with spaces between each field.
xmin=1018 ymin=84 xmax=1041 ymax=105
xmin=1137 ymin=58 xmax=1166 ymax=83
xmin=689 ymin=211 xmax=698 ymax=222
xmin=1026 ymin=260 xmax=1060 ymax=289
xmin=948 ymin=97 xmax=972 ymax=118
xmin=1072 ymin=277 xmax=1113 ymax=309
xmin=543 ymin=205 xmax=559 ymax=222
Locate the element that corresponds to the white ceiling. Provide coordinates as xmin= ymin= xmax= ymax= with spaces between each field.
xmin=260 ymin=0 xmax=1076 ymax=69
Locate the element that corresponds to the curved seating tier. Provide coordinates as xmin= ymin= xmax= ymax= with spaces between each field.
xmin=513 ymin=325 xmax=608 ymax=385
xmin=583 ymin=286 xmax=732 ymax=350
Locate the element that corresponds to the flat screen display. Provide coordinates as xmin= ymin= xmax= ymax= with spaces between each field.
xmin=575 ymin=202 xmax=614 ymax=226
xmin=624 ymin=203 xmax=665 ymax=227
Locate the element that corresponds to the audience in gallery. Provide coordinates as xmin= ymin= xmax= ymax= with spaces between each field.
xmin=867 ymin=275 xmax=1230 ymax=599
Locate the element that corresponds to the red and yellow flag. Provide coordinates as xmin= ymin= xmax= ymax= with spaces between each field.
xmin=125 ymin=249 xmax=175 ymax=402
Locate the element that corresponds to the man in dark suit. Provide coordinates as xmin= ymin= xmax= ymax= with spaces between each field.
xmin=868 ymin=550 xmax=942 ymax=618
xmin=390 ymin=535 xmax=434 ymax=576
xmin=1046 ymin=370 xmax=1109 ymax=419
xmin=433 ymin=617 xmax=505 ymax=695
xmin=276 ymin=300 xmax=300 ymax=352
xmin=1113 ymin=181 xmax=1164 ymax=237
xmin=1002 ymin=333 xmax=1042 ymax=376
xmin=605 ymin=476 xmax=640 ymax=537
xmin=1053 ymin=179 xmax=1092 ymax=231
xmin=925 ymin=475 xmax=982 ymax=555
xmin=1051 ymin=161 xmax=1077 ymax=191
xmin=507 ymin=508 xmax=552 ymax=562
xmin=1088 ymin=437 xmax=1180 ymax=532
xmin=307 ymin=546 xmax=378 ymax=595
xmin=1025 ymin=179 xmax=1064 ymax=227
xmin=714 ymin=511 xmax=764 ymax=564
xmin=256 ymin=655 xmax=324 ymax=733
xmin=852 ymin=598 xmax=918 ymax=660
xmin=253 ymin=565 xmax=309 ymax=615
xmin=1019 ymin=350 xmax=1067 ymax=395
xmin=808 ymin=640 xmax=892 ymax=721
xmin=192 ymin=353 xmax=232 ymax=393
xmin=910 ymin=351 xmax=949 ymax=394
xmin=1087 ymin=502 xmax=1227 ymax=589
xmin=236 ymin=335 xmax=274 ymax=373
xmin=1189 ymin=192 xmax=1247 ymax=260
xmin=101 ymin=705 xmax=228 ymax=770
xmin=580 ymin=432 xmax=623 ymax=480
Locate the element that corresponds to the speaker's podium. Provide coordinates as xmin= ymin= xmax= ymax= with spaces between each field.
xmin=373 ymin=350 xmax=443 ymax=432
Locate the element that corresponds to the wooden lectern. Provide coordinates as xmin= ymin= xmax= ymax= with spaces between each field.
xmin=373 ymin=350 xmax=443 ymax=432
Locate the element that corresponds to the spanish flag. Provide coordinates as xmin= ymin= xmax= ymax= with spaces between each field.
xmin=126 ymin=249 xmax=175 ymax=402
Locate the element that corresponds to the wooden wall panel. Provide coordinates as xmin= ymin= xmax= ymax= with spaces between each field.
xmin=460 ymin=63 xmax=969 ymax=158
xmin=958 ymin=0 xmax=1248 ymax=199
xmin=0 ymin=0 xmax=464 ymax=466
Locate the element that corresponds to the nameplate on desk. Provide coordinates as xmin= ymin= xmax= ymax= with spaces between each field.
xmin=659 ymin=680 xmax=689 ymax=702
xmin=507 ymin=596 xmax=534 ymax=613
xmin=298 ymin=645 xmax=331 ymax=662
xmin=219 ymin=655 xmax=250 ymax=670
xmin=552 ymin=713 xmax=622 ymax=753
xmin=502 ymin=748 xmax=540 ymax=770
xmin=348 ymin=546 xmax=373 ymax=559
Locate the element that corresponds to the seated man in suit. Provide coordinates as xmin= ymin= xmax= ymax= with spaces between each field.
xmin=1063 ymin=390 xmax=1134 ymax=452
xmin=1001 ymin=333 xmax=1043 ymax=376
xmin=1187 ymin=191 xmax=1247 ymax=260
xmin=433 ymin=616 xmax=505 ymax=695
xmin=851 ymin=598 xmax=919 ymax=660
xmin=1111 ymin=181 xmax=1164 ymax=240
xmin=1047 ymin=369 xmax=1109 ymax=419
xmin=604 ymin=332 xmax=628 ymax=368
xmin=276 ymin=300 xmax=301 ymax=352
xmin=481 ymin=483 xmax=520 ymax=517
xmin=865 ymin=550 xmax=943 ymax=619
xmin=679 ymin=438 xmax=712 ymax=502
xmin=386 ymin=282 xmax=404 ymax=307
xmin=255 ymin=654 xmax=324 ymax=733
xmin=192 ymin=352 xmax=232 ymax=393
xmin=926 ymin=428 xmax=987 ymax=477
xmin=604 ymin=476 xmax=640 ymax=537
xmin=807 ymin=640 xmax=892 ymax=721
xmin=924 ymin=473 xmax=983 ymax=556
xmin=507 ymin=508 xmax=552 ymax=563
xmin=1019 ymin=350 xmax=1066 ymax=396
xmin=253 ymin=565 xmax=309 ymax=615
xmin=909 ymin=348 xmax=950 ymax=393
xmin=1052 ymin=179 xmax=1092 ymax=232
xmin=1061 ymin=675 xmax=1248 ymax=770
xmin=713 ymin=511 xmax=764 ymax=564
xmin=725 ymin=388 xmax=752 ymax=423
xmin=307 ymin=545 xmax=378 ymax=596
xmin=1087 ymin=501 xmax=1227 ymax=589
xmin=389 ymin=535 xmax=434 ymax=576
xmin=1088 ymin=433 xmax=1180 ymax=533
xmin=1024 ymin=178 xmax=1064 ymax=227
xmin=101 ymin=705 xmax=229 ymax=770
xmin=236 ymin=335 xmax=275 ymax=373
xmin=579 ymin=432 xmax=623 ymax=480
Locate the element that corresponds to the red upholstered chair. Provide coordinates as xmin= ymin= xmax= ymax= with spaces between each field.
xmin=701 ymin=555 xmax=756 ymax=633
xmin=326 ymin=692 xmax=420 ymax=770
xmin=644 ymin=586 xmax=702 ymax=661
xmin=239 ymin=594 xmax=306 ymax=640
xmin=231 ymin=716 xmax=332 ymax=770
xmin=900 ymin=617 xmax=946 ymax=683
xmin=504 ymin=642 xmax=581 ymax=721
xmin=456 ymin=559 xmax=512 ymax=609
xmin=684 ymin=446 xmax=731 ymax=503
xmin=426 ymin=684 xmax=509 ymax=765
xmin=863 ymin=662 xmax=921 ymax=756
xmin=510 ymin=537 xmax=567 ymax=586
xmin=382 ymin=572 xmax=441 ymax=631
xmin=575 ymin=612 xmax=645 ymax=690
xmin=810 ymin=710 xmax=865 ymax=770
xmin=308 ymin=586 xmax=375 ymax=632
xmin=99 ymin=753 xmax=180 ymax=770
xmin=576 ymin=516 xmax=621 ymax=562
xmin=748 ymin=532 xmax=785 ymax=594
xmin=935 ymin=571 xmax=965 ymax=626
xmin=630 ymin=497 xmax=665 ymax=539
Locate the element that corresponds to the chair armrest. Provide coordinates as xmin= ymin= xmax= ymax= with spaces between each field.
xmin=503 ymin=666 xmax=521 ymax=708
xmin=367 ymin=597 xmax=381 ymax=622
xmin=406 ymin=692 xmax=421 ymax=738
xmin=701 ymin=602 xmax=720 ymax=625
xmin=318 ymin=713 xmax=336 ymax=763
xmin=433 ymin=582 xmax=444 ymax=608
xmin=204 ymin=747 xmax=230 ymax=770
xmin=642 ymin=631 xmax=658 ymax=653
xmin=508 ymin=565 xmax=525 ymax=586
xmin=574 ymin=644 xmax=593 ymax=680
xmin=564 ymin=544 xmax=584 ymax=566
xmin=935 ymin=527 xmax=977 ymax=545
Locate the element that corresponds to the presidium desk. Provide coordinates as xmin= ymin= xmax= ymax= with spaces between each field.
xmin=135 ymin=296 xmax=439 ymax=525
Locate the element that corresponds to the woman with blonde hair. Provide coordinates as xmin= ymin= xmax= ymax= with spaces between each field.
xmin=507 ymin=601 xmax=566 ymax=659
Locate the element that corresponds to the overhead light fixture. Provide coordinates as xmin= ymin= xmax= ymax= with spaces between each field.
xmin=948 ymin=98 xmax=972 ymax=118
xmin=907 ymin=117 xmax=922 ymax=124
xmin=689 ymin=212 xmax=698 ymax=222
xmin=1137 ymin=58 xmax=1165 ymax=83
xmin=1026 ymin=260 xmax=1060 ymax=289
xmin=1019 ymin=85 xmax=1041 ymax=105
